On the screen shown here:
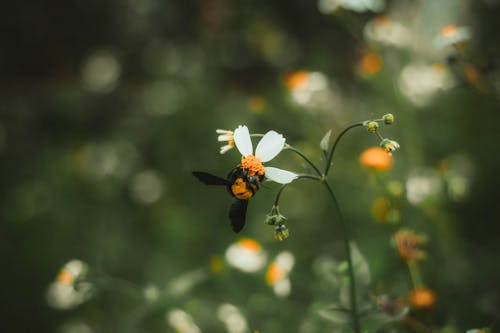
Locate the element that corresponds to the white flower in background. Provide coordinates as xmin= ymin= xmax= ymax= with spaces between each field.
xmin=363 ymin=15 xmax=412 ymax=48
xmin=318 ymin=0 xmax=385 ymax=14
xmin=167 ymin=309 xmax=201 ymax=333
xmin=233 ymin=125 xmax=298 ymax=184
xmin=434 ymin=24 xmax=471 ymax=48
xmin=216 ymin=129 xmax=235 ymax=154
xmin=398 ymin=63 xmax=455 ymax=107
xmin=405 ymin=169 xmax=443 ymax=206
xmin=225 ymin=238 xmax=267 ymax=273
xmin=46 ymin=260 xmax=93 ymax=310
xmin=217 ymin=303 xmax=249 ymax=333
xmin=266 ymin=251 xmax=295 ymax=297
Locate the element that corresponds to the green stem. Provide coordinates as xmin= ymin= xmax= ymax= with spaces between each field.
xmin=285 ymin=144 xmax=323 ymax=177
xmin=323 ymin=180 xmax=361 ymax=333
xmin=324 ymin=122 xmax=364 ymax=176
xmin=407 ymin=260 xmax=424 ymax=288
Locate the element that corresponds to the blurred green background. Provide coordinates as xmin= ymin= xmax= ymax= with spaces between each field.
xmin=1 ymin=0 xmax=500 ymax=332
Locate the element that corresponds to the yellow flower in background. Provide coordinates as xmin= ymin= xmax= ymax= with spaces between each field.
xmin=371 ymin=197 xmax=399 ymax=223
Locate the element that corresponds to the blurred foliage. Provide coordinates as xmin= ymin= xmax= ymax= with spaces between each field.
xmin=1 ymin=0 xmax=500 ymax=332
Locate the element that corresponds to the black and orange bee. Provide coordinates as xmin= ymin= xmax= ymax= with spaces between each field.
xmin=192 ymin=167 xmax=263 ymax=233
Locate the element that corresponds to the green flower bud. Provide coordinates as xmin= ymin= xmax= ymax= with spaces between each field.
xmin=265 ymin=205 xmax=287 ymax=225
xmin=366 ymin=121 xmax=379 ymax=133
xmin=274 ymin=224 xmax=289 ymax=241
xmin=265 ymin=213 xmax=286 ymax=225
xmin=380 ymin=138 xmax=400 ymax=154
xmin=383 ymin=113 xmax=394 ymax=125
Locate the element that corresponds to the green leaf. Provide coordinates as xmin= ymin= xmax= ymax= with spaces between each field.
xmin=317 ymin=303 xmax=350 ymax=324
xmin=320 ymin=129 xmax=332 ymax=152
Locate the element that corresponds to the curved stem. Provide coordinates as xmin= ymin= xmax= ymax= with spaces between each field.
xmin=274 ymin=184 xmax=288 ymax=206
xmin=285 ymin=144 xmax=323 ymax=177
xmin=273 ymin=174 xmax=321 ymax=206
xmin=324 ymin=122 xmax=364 ymax=176
xmin=323 ymin=180 xmax=361 ymax=333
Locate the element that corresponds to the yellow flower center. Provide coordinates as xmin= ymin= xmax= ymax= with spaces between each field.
xmin=441 ymin=24 xmax=458 ymax=38
xmin=241 ymin=154 xmax=265 ymax=176
xmin=57 ymin=268 xmax=74 ymax=285
xmin=266 ymin=262 xmax=286 ymax=285
xmin=239 ymin=238 xmax=261 ymax=252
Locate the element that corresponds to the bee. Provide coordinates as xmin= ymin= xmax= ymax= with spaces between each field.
xmin=192 ymin=167 xmax=263 ymax=233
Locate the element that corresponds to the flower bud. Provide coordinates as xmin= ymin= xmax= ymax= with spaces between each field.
xmin=274 ymin=224 xmax=289 ymax=241
xmin=265 ymin=206 xmax=287 ymax=225
xmin=265 ymin=213 xmax=286 ymax=225
xmin=366 ymin=121 xmax=379 ymax=133
xmin=380 ymin=138 xmax=400 ymax=154
xmin=383 ymin=113 xmax=394 ymax=124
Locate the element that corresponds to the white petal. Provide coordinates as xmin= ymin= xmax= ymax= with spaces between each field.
xmin=255 ymin=131 xmax=285 ymax=162
xmin=218 ymin=134 xmax=232 ymax=142
xmin=219 ymin=144 xmax=233 ymax=154
xmin=233 ymin=125 xmax=253 ymax=157
xmin=265 ymin=167 xmax=298 ymax=184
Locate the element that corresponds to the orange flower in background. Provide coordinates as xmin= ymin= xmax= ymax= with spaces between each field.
xmin=359 ymin=147 xmax=393 ymax=171
xmin=358 ymin=51 xmax=383 ymax=75
xmin=373 ymin=15 xmax=391 ymax=27
xmin=266 ymin=262 xmax=286 ymax=285
xmin=283 ymin=70 xmax=309 ymax=90
xmin=409 ymin=287 xmax=436 ymax=309
xmin=394 ymin=229 xmax=426 ymax=261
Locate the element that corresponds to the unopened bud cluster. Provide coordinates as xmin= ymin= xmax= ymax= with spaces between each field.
xmin=364 ymin=113 xmax=400 ymax=154
xmin=265 ymin=205 xmax=290 ymax=241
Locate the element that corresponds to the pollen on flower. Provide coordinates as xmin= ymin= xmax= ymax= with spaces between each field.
xmin=408 ymin=287 xmax=436 ymax=309
xmin=57 ymin=268 xmax=75 ymax=286
xmin=241 ymin=154 xmax=266 ymax=176
xmin=440 ymin=24 xmax=458 ymax=38
xmin=239 ymin=238 xmax=261 ymax=252
xmin=374 ymin=15 xmax=391 ymax=27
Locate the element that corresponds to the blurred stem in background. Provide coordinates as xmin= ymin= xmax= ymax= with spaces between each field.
xmin=278 ymin=117 xmax=397 ymax=332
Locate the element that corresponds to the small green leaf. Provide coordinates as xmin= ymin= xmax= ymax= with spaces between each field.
xmin=320 ymin=129 xmax=332 ymax=152
xmin=318 ymin=303 xmax=350 ymax=324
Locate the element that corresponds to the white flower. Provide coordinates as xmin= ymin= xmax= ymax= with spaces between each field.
xmin=233 ymin=125 xmax=298 ymax=184
xmin=225 ymin=238 xmax=267 ymax=273
xmin=216 ymin=129 xmax=235 ymax=154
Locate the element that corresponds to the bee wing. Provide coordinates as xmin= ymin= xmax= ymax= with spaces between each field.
xmin=192 ymin=171 xmax=228 ymax=186
xmin=229 ymin=199 xmax=248 ymax=233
